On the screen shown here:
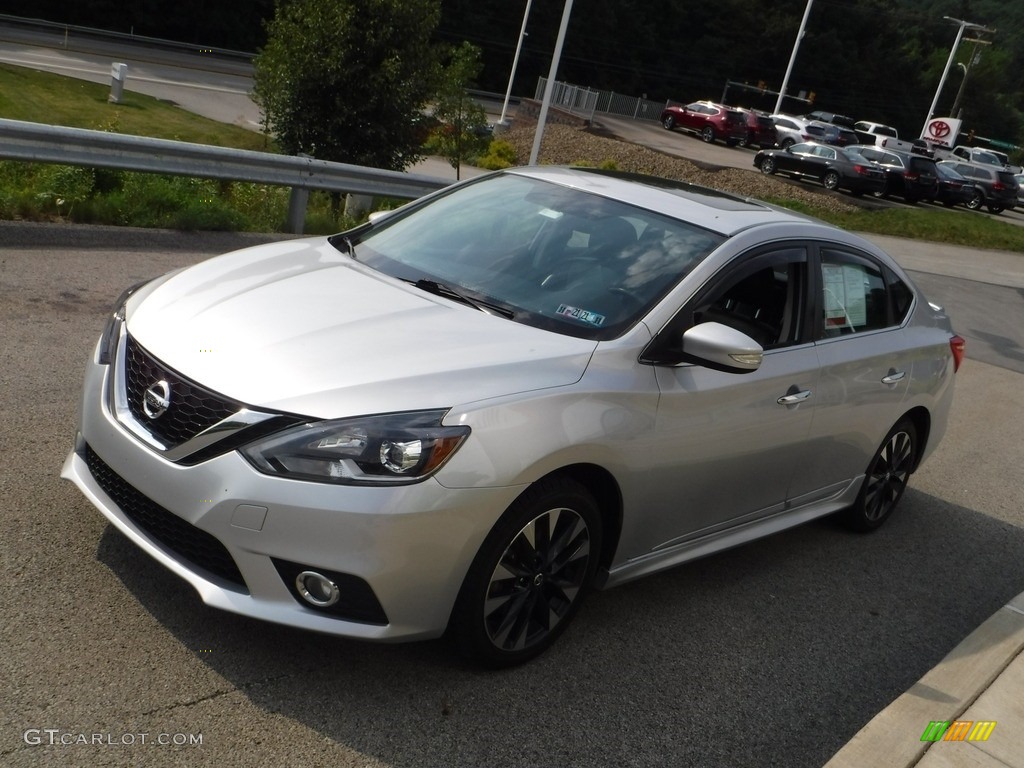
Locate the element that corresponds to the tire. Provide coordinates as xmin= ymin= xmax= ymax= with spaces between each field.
xmin=966 ymin=189 xmax=984 ymax=210
xmin=872 ymin=181 xmax=890 ymax=199
xmin=988 ymin=205 xmax=1004 ymax=214
xmin=737 ymin=133 xmax=751 ymax=148
xmin=822 ymin=170 xmax=841 ymax=191
xmin=841 ymin=419 xmax=917 ymax=532
xmin=450 ymin=477 xmax=602 ymax=667
xmin=701 ymin=125 xmax=715 ymax=143
xmin=759 ymin=156 xmax=777 ymax=175
xmin=662 ymin=115 xmax=676 ymax=131
xmin=780 ymin=137 xmax=796 ymax=149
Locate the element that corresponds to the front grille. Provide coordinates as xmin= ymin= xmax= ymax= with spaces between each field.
xmin=124 ymin=336 xmax=239 ymax=448
xmin=84 ymin=444 xmax=247 ymax=590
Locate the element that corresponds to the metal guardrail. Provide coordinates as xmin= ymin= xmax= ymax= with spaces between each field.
xmin=0 ymin=118 xmax=450 ymax=233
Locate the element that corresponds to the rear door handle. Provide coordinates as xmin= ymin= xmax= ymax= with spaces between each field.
xmin=881 ymin=371 xmax=906 ymax=385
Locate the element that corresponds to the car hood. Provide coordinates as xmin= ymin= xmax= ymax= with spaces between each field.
xmin=126 ymin=238 xmax=597 ymax=417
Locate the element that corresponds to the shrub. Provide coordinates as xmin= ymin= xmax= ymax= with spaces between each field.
xmin=476 ymin=138 xmax=518 ymax=170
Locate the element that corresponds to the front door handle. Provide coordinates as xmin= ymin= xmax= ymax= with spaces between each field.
xmin=777 ymin=389 xmax=812 ymax=406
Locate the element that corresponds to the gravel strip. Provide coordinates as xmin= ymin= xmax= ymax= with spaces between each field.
xmin=498 ymin=123 xmax=862 ymax=215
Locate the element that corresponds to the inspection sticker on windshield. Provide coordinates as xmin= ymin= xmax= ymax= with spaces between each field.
xmin=556 ymin=304 xmax=605 ymax=326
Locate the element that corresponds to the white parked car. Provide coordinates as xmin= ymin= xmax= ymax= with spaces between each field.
xmin=63 ymin=167 xmax=964 ymax=666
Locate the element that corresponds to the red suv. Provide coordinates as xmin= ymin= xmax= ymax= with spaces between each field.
xmin=660 ymin=101 xmax=747 ymax=146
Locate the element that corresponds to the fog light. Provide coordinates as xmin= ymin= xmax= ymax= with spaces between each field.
xmin=295 ymin=571 xmax=341 ymax=607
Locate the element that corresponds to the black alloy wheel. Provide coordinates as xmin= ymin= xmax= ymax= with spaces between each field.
xmin=841 ymin=419 xmax=917 ymax=532
xmin=451 ymin=477 xmax=601 ymax=667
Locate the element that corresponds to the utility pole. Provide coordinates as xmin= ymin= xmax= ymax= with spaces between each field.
xmin=949 ymin=37 xmax=991 ymax=121
xmin=529 ymin=0 xmax=575 ymax=165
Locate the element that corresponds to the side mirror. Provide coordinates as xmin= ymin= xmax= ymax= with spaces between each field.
xmin=681 ymin=322 xmax=763 ymax=373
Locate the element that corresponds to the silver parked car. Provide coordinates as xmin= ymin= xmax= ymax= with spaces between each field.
xmin=63 ymin=167 xmax=964 ymax=667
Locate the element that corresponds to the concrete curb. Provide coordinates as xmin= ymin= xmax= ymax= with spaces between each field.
xmin=823 ymin=592 xmax=1024 ymax=767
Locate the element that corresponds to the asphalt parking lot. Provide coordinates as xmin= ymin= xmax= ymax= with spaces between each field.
xmin=1 ymin=221 xmax=1022 ymax=767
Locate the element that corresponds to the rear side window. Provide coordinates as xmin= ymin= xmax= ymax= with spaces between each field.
xmin=820 ymin=249 xmax=891 ymax=336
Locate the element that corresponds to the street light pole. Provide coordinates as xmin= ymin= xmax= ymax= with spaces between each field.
xmin=774 ymin=0 xmax=814 ymax=115
xmin=498 ymin=0 xmax=533 ymax=127
xmin=529 ymin=0 xmax=574 ymax=165
xmin=920 ymin=17 xmax=995 ymax=137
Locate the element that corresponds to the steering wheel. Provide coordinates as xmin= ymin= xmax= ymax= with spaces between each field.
xmin=540 ymin=257 xmax=601 ymax=290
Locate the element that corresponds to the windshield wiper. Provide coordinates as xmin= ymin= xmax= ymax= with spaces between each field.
xmin=410 ymin=279 xmax=515 ymax=319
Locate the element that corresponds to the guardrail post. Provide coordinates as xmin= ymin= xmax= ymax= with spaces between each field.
xmin=287 ymin=186 xmax=309 ymax=234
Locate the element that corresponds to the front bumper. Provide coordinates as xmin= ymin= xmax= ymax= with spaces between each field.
xmin=62 ymin=346 xmax=525 ymax=641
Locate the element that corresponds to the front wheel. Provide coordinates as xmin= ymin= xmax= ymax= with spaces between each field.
xmin=450 ymin=477 xmax=602 ymax=667
xmin=840 ymin=419 xmax=917 ymax=532
xmin=662 ymin=115 xmax=676 ymax=131
xmin=822 ymin=170 xmax=841 ymax=190
xmin=966 ymin=189 xmax=984 ymax=210
xmin=760 ymin=157 xmax=777 ymax=175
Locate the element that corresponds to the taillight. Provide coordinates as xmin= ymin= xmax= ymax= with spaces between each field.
xmin=950 ymin=335 xmax=965 ymax=372
xmin=906 ymin=172 xmax=919 ymax=181
xmin=993 ymin=182 xmax=1005 ymax=191
xmin=853 ymin=164 xmax=870 ymax=175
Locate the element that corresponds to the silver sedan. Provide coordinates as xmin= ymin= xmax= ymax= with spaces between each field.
xmin=63 ymin=166 xmax=964 ymax=666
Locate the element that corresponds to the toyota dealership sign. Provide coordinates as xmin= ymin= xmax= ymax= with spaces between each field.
xmin=921 ymin=117 xmax=962 ymax=149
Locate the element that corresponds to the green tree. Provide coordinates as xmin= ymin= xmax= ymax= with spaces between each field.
xmin=428 ymin=42 xmax=490 ymax=179
xmin=253 ymin=0 xmax=442 ymax=170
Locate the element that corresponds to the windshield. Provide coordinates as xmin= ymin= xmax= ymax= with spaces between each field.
xmin=334 ymin=173 xmax=725 ymax=340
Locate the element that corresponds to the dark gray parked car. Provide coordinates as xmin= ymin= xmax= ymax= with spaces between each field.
xmin=939 ymin=160 xmax=1019 ymax=213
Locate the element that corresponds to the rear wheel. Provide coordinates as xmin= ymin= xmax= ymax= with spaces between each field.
xmin=450 ymin=477 xmax=601 ymax=667
xmin=988 ymin=205 xmax=1004 ymax=214
xmin=822 ymin=170 xmax=841 ymax=190
xmin=841 ymin=419 xmax=917 ymax=532
xmin=780 ymin=137 xmax=796 ymax=149
xmin=701 ymin=125 xmax=715 ymax=143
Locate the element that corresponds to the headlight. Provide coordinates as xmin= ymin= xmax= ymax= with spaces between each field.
xmin=239 ymin=410 xmax=470 ymax=486
xmin=97 ymin=279 xmax=153 ymax=365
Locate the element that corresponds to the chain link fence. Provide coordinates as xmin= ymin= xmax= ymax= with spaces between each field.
xmin=535 ymin=78 xmax=669 ymax=124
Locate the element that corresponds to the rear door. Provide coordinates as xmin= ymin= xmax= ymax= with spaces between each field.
xmin=788 ymin=245 xmax=915 ymax=504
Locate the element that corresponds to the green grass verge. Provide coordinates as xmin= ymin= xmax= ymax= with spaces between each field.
xmin=0 ymin=63 xmax=269 ymax=150
xmin=0 ymin=63 xmax=366 ymax=232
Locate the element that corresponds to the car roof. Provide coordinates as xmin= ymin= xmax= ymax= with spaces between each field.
xmin=505 ymin=166 xmax=814 ymax=237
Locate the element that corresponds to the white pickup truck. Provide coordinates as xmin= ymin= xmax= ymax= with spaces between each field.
xmin=853 ymin=121 xmax=927 ymax=153
xmin=854 ymin=121 xmax=938 ymax=155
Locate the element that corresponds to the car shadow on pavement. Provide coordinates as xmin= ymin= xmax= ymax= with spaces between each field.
xmin=94 ymin=486 xmax=1024 ymax=768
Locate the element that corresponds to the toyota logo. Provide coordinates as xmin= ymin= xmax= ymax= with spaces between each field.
xmin=143 ymin=380 xmax=172 ymax=419
xmin=928 ymin=120 xmax=952 ymax=139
